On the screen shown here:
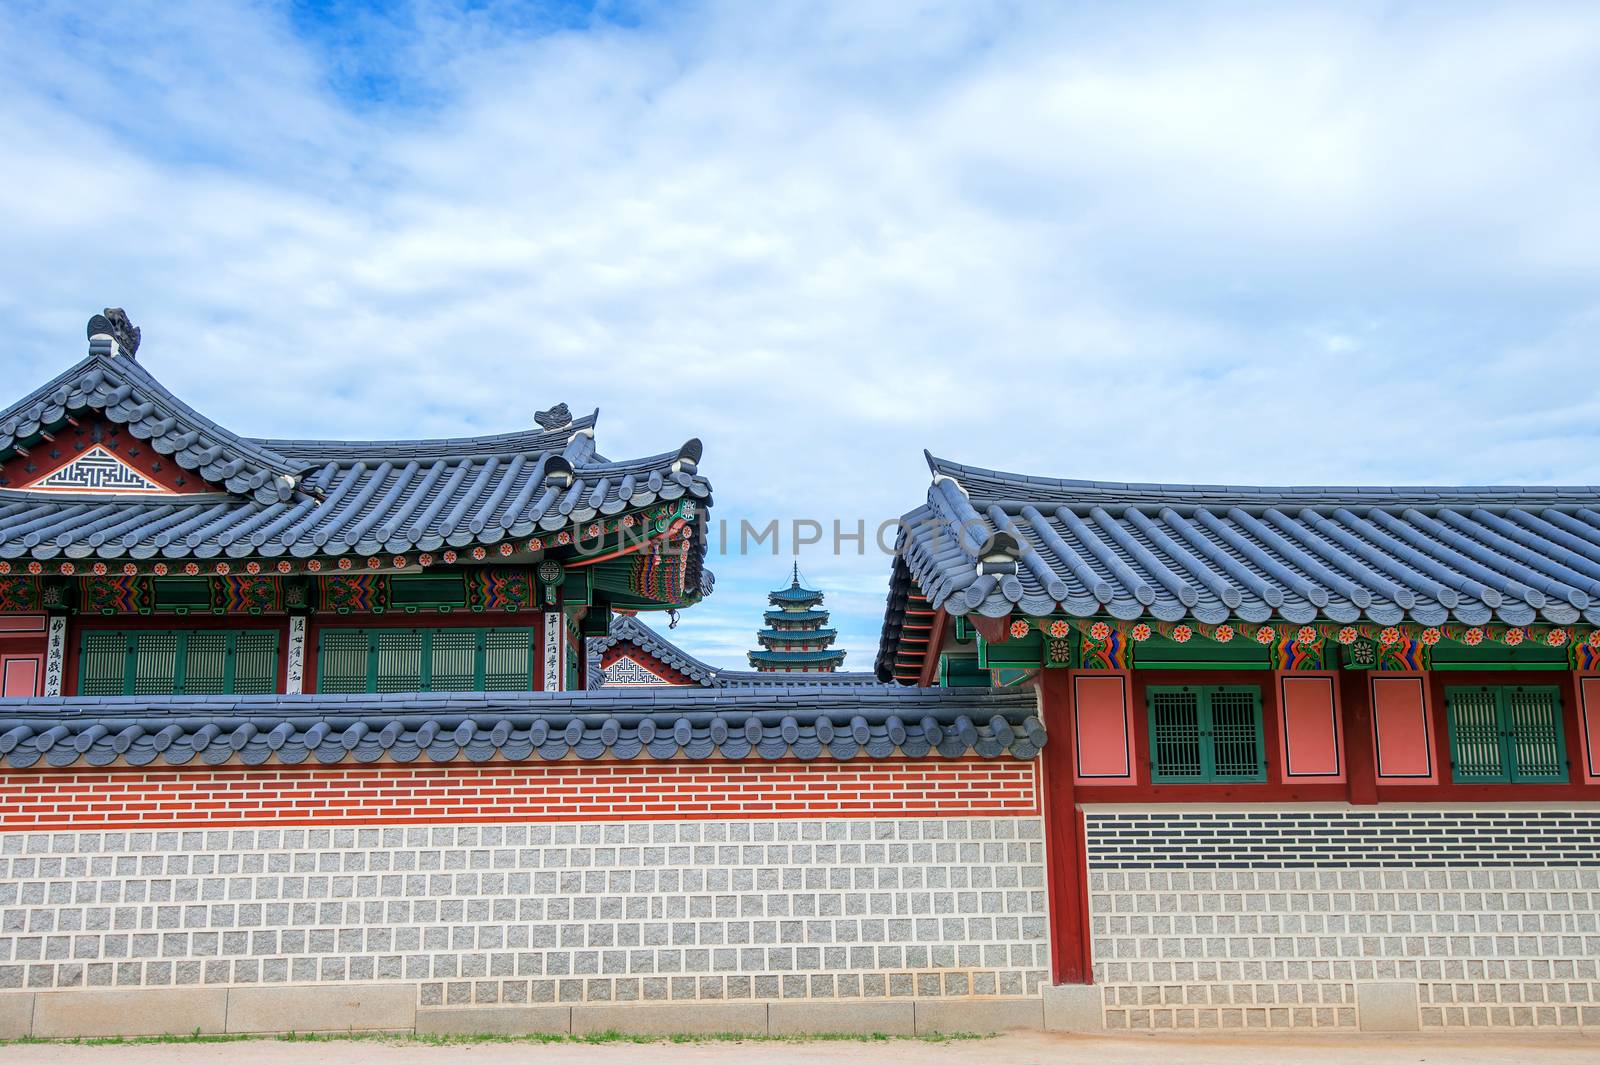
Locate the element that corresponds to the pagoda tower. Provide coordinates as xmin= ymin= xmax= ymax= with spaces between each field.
xmin=747 ymin=565 xmax=846 ymax=672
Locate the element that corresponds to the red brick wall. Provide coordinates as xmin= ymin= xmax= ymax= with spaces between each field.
xmin=0 ymin=759 xmax=1041 ymax=831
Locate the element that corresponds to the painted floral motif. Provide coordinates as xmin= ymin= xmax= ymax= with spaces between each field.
xmin=1171 ymin=625 xmax=1193 ymax=643
xmin=556 ymin=532 xmax=571 ymax=546
xmin=1588 ymin=631 xmax=1600 ymax=648
xmin=277 ymin=561 xmax=292 ymax=573
xmin=1214 ymin=624 xmax=1235 ymax=643
xmin=122 ymin=563 xmax=137 ymax=576
xmin=1254 ymin=626 xmax=1275 ymax=645
xmin=245 ymin=562 xmax=260 ymax=575
xmin=91 ymin=563 xmax=107 ymax=576
xmin=0 ymin=577 xmax=41 ymax=613
xmin=1547 ymin=628 xmax=1569 ymax=647
xmin=366 ymin=557 xmax=381 ymax=569
xmin=472 ymin=547 xmax=487 ymax=560
xmin=1337 ymin=627 xmax=1358 ymax=645
xmin=1009 ymin=619 xmax=1030 ymax=639
xmin=26 ymin=562 xmax=41 ymax=575
xmin=1420 ymin=628 xmax=1442 ymax=645
xmin=499 ymin=543 xmax=514 ymax=556
xmin=442 ymin=550 xmax=458 ymax=564
xmin=392 ymin=556 xmax=407 ymax=569
xmin=1090 ymin=621 xmax=1111 ymax=641
xmin=1296 ymin=626 xmax=1317 ymax=645
xmin=1504 ymin=627 xmax=1525 ymax=646
xmin=0 ymin=563 xmax=9 ymax=575
xmin=1379 ymin=627 xmax=1401 ymax=646
xmin=1130 ymin=623 xmax=1152 ymax=642
xmin=1463 ymin=627 xmax=1484 ymax=646
xmin=1047 ymin=638 xmax=1072 ymax=663
xmin=307 ymin=559 xmax=322 ymax=572
xmin=58 ymin=563 xmax=74 ymax=575
xmin=1048 ymin=620 xmax=1069 ymax=638
xmin=214 ymin=563 xmax=230 ymax=575
xmin=153 ymin=563 xmax=168 ymax=576
xmin=418 ymin=554 xmax=434 ymax=567
xmin=337 ymin=558 xmax=352 ymax=570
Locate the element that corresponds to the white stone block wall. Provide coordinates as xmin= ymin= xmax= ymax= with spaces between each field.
xmin=1083 ymin=807 xmax=1600 ymax=1030
xmin=0 ymin=818 xmax=1049 ymax=1007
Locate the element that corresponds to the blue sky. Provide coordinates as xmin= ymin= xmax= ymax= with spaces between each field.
xmin=2 ymin=1 xmax=1598 ymax=669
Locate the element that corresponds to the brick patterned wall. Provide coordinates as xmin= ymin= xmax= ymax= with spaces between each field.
xmin=1083 ymin=808 xmax=1600 ymax=1031
xmin=0 ymin=761 xmax=1040 ymax=831
xmin=0 ymin=818 xmax=1049 ymax=1003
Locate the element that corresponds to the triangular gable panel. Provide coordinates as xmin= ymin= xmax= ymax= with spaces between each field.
xmin=22 ymin=445 xmax=172 ymax=495
xmin=602 ymin=653 xmax=685 ymax=687
xmin=2 ymin=414 xmax=222 ymax=496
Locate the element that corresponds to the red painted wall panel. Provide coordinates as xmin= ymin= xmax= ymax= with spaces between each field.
xmin=1277 ymin=673 xmax=1344 ymax=782
xmin=1072 ymin=672 xmax=1135 ymax=785
xmin=1579 ymin=674 xmax=1600 ymax=783
xmin=1370 ymin=673 xmax=1436 ymax=783
xmin=0 ymin=655 xmax=40 ymax=696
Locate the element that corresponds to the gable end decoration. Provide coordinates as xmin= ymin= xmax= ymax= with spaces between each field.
xmin=22 ymin=446 xmax=170 ymax=495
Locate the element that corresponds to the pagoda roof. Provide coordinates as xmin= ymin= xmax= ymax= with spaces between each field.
xmin=0 ymin=686 xmax=1043 ymax=768
xmin=877 ymin=451 xmax=1600 ymax=679
xmin=764 ymin=608 xmax=828 ymax=623
xmin=0 ymin=317 xmax=712 ymax=581
xmin=768 ymin=563 xmax=825 ymax=605
xmin=757 ymin=628 xmax=837 ymax=643
xmin=591 ymin=614 xmax=876 ymax=688
xmin=747 ymin=648 xmax=847 ymax=666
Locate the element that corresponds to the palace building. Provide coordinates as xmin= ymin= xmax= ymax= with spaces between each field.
xmin=877 ymin=452 xmax=1600 ymax=1031
xmin=0 ymin=309 xmax=1595 ymax=1039
xmin=0 ymin=311 xmax=710 ymax=699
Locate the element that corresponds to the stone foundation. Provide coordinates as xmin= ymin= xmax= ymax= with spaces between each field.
xmin=1081 ymin=806 xmax=1600 ymax=1031
xmin=0 ymin=817 xmax=1048 ymax=1007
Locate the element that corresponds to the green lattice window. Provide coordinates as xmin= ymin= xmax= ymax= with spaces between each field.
xmin=1445 ymin=685 xmax=1567 ymax=784
xmin=77 ymin=630 xmax=279 ymax=696
xmin=1147 ymin=685 xmax=1266 ymax=783
xmin=315 ymin=628 xmax=536 ymax=694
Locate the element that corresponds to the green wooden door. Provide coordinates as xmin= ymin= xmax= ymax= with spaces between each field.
xmin=315 ymin=628 xmax=536 ymax=694
xmin=77 ymin=630 xmax=278 ymax=695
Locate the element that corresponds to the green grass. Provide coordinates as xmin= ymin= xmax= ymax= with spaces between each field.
xmin=2 ymin=1027 xmax=986 ymax=1048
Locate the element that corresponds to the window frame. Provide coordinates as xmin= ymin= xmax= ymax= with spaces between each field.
xmin=77 ymin=629 xmax=279 ymax=696
xmin=1146 ymin=683 xmax=1268 ymax=783
xmin=1444 ymin=684 xmax=1568 ymax=784
xmin=314 ymin=626 xmax=537 ymax=694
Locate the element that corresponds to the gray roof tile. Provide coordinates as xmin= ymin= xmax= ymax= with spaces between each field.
xmin=877 ymin=452 xmax=1600 ymax=679
xmin=0 ymin=687 xmax=1040 ymax=768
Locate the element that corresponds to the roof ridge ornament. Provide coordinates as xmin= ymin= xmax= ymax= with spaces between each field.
xmin=671 ymin=438 xmax=703 ymax=476
xmin=86 ymin=308 xmax=140 ymax=360
xmin=534 ymin=402 xmax=572 ymax=432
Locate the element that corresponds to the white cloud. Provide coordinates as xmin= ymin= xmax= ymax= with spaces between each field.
xmin=1 ymin=1 xmax=1598 ymax=668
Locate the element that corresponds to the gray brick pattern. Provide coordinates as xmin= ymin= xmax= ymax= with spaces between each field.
xmin=1086 ymin=811 xmax=1600 ymax=1031
xmin=0 ymin=819 xmax=1048 ymax=1005
xmin=1086 ymin=809 xmax=1600 ymax=869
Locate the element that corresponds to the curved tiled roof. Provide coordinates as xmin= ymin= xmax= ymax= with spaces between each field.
xmin=0 ymin=688 xmax=1042 ymax=768
xmin=757 ymin=628 xmax=838 ymax=642
xmin=590 ymin=615 xmax=881 ymax=688
xmin=881 ymin=453 xmax=1600 ymax=671
xmin=591 ymin=613 xmax=721 ymax=685
xmin=748 ymin=649 xmax=848 ymax=666
xmin=0 ymin=354 xmax=299 ymax=502
xmin=0 ymin=348 xmax=711 ymax=567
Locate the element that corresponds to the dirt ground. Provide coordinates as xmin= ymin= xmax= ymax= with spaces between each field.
xmin=3 ymin=1031 xmax=1598 ymax=1064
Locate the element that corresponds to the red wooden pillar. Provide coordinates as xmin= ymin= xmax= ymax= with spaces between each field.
xmin=1039 ymin=669 xmax=1092 ymax=984
xmin=1340 ymin=668 xmax=1379 ymax=805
